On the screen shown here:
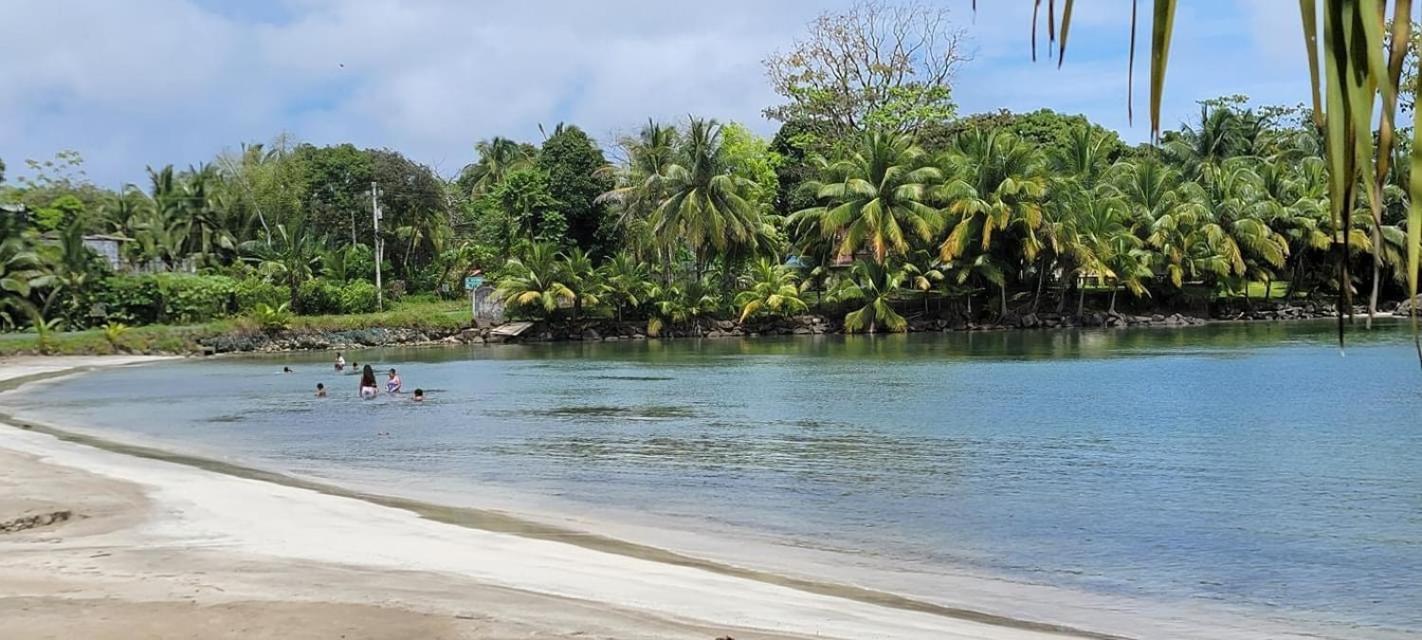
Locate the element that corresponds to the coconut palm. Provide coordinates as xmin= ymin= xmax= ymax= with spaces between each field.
xmin=734 ymin=259 xmax=807 ymax=322
xmin=0 ymin=229 xmax=52 ymax=330
xmin=496 ymin=242 xmax=573 ymax=319
xmin=839 ymin=260 xmax=909 ymax=333
xmin=598 ymin=121 xmax=678 ymax=264
xmin=650 ymin=118 xmax=763 ymax=278
xmin=464 ymin=137 xmax=533 ymax=197
xmin=598 ymin=251 xmax=652 ymax=322
xmin=789 ymin=131 xmax=943 ymax=265
xmin=937 ymin=130 xmax=1048 ymax=314
xmin=558 ymin=248 xmax=601 ymax=320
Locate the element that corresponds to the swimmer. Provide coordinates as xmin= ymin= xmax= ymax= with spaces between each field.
xmin=335 ymin=352 xmax=346 ymax=372
xmin=412 ymin=388 xmax=424 ymax=402
xmin=282 ymin=366 xmax=293 ymax=373
xmin=386 ymin=368 xmax=402 ymax=394
xmin=358 ymin=364 xmax=379 ymax=399
xmin=315 ymin=382 xmax=327 ymax=397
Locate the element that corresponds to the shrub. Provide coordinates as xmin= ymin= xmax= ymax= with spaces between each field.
xmin=251 ymin=303 xmax=292 ymax=332
xmin=153 ymin=273 xmax=236 ymax=324
xmin=98 ymin=274 xmax=237 ymax=325
xmin=338 ymin=281 xmax=379 ymax=314
xmin=98 ymin=275 xmax=162 ymax=325
xmin=296 ymin=279 xmax=343 ymax=315
xmin=235 ymin=278 xmax=286 ymax=312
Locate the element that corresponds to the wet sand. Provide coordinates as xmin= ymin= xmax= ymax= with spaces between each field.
xmin=0 ymin=356 xmax=1112 ymax=640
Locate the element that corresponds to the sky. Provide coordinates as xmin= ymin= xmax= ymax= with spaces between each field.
xmin=0 ymin=0 xmax=1313 ymax=187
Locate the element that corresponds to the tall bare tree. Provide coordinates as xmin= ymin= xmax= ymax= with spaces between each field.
xmin=763 ymin=1 xmax=970 ymax=140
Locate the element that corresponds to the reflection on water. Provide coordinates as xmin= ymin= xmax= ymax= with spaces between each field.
xmin=5 ymin=320 xmax=1421 ymax=637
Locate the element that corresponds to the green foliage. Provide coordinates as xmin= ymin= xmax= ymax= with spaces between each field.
xmin=234 ymin=278 xmax=286 ymax=312
xmin=735 ymin=259 xmax=808 ymax=322
xmin=297 ymin=279 xmax=343 ymax=316
xmin=493 ymin=167 xmax=566 ymax=246
xmin=538 ymin=124 xmax=616 ymax=255
xmin=251 ymin=302 xmax=293 ymax=332
xmin=98 ymin=274 xmax=236 ymax=325
xmin=102 ymin=322 xmax=129 ymax=348
xmin=337 ymin=280 xmax=379 ymax=314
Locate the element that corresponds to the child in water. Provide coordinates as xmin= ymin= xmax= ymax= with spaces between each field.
xmin=412 ymin=388 xmax=424 ymax=402
xmin=358 ymin=365 xmax=379 ymax=399
xmin=386 ymin=368 xmax=402 ymax=394
xmin=315 ymin=383 xmax=326 ymax=397
xmin=335 ymin=352 xmax=346 ymax=372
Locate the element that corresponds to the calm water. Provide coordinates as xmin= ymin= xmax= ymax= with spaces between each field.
xmin=6 ymin=322 xmax=1421 ymax=636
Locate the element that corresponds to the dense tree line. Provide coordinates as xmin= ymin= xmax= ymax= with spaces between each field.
xmin=0 ymin=2 xmax=1416 ymax=336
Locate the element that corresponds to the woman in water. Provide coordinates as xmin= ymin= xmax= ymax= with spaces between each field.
xmin=386 ymin=368 xmax=402 ymax=394
xmin=358 ymin=365 xmax=379 ymax=399
xmin=335 ymin=352 xmax=346 ymax=372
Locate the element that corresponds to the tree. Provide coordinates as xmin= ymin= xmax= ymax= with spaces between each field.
xmin=0 ymin=223 xmax=52 ymax=330
xmin=790 ymin=131 xmax=942 ymax=265
xmin=241 ymin=219 xmax=323 ymax=313
xmin=735 ymin=259 xmax=808 ymax=322
xmin=493 ymin=167 xmax=565 ymax=247
xmin=599 ymin=252 xmax=652 ymax=322
xmin=497 ymin=242 xmax=573 ymax=319
xmin=839 ymin=259 xmax=909 ymax=333
xmin=650 ymin=118 xmax=761 ymax=278
xmin=763 ymin=0 xmax=968 ymax=139
xmin=938 ymin=130 xmax=1048 ymax=313
xmin=599 ymin=120 xmax=679 ymax=264
xmin=538 ymin=125 xmax=616 ymax=255
xmin=557 ymin=247 xmax=601 ymax=320
xmin=459 ymin=137 xmax=535 ymax=197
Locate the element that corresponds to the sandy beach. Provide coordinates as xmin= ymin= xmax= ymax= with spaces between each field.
xmin=0 ymin=356 xmax=1128 ymax=640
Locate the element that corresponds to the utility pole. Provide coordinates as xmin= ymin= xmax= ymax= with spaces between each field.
xmin=371 ymin=182 xmax=384 ymax=311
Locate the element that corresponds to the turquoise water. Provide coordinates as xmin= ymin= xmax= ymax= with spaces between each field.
xmin=6 ymin=322 xmax=1421 ymax=636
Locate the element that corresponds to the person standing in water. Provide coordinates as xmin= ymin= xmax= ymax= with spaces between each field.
xmin=358 ymin=365 xmax=379 ymax=399
xmin=335 ymin=353 xmax=347 ymax=372
xmin=386 ymin=368 xmax=402 ymax=394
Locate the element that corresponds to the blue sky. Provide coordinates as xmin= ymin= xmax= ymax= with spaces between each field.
xmin=0 ymin=0 xmax=1312 ymax=187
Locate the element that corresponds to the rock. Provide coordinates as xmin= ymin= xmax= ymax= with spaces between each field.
xmin=792 ymin=327 xmax=811 ymax=335
xmin=1398 ymin=295 xmax=1422 ymax=315
xmin=581 ymin=328 xmax=600 ymax=341
xmin=1019 ymin=313 xmax=1039 ymax=329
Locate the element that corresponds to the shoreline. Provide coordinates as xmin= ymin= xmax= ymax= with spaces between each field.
xmin=1 ymin=356 xmax=1411 ymax=640
xmin=0 ymin=356 xmax=1120 ymax=640
xmin=2 ymin=300 xmax=1407 ymax=358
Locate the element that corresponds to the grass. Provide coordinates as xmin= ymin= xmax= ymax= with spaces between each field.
xmin=0 ymin=298 xmax=473 ymax=357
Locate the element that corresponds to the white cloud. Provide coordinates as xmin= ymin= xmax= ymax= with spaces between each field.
xmin=0 ymin=0 xmax=1315 ymax=187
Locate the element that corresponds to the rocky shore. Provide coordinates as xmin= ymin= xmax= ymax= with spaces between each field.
xmin=193 ymin=299 xmax=1408 ymax=355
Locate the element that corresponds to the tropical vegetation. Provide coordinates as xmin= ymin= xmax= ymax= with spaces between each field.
xmin=0 ymin=1 xmax=1418 ymax=347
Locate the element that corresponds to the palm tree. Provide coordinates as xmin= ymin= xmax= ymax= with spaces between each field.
xmin=496 ymin=242 xmax=572 ymax=319
xmin=558 ymin=248 xmax=601 ymax=320
xmin=734 ymin=259 xmax=807 ymax=322
xmin=650 ymin=118 xmax=761 ymax=279
xmin=598 ymin=121 xmax=678 ymax=265
xmin=839 ymin=260 xmax=909 ymax=333
xmin=0 ymin=229 xmax=52 ymax=330
xmin=240 ymin=219 xmax=323 ymax=313
xmin=938 ymin=130 xmax=1047 ymax=315
xmin=789 ymin=131 xmax=943 ymax=265
xmin=463 ymin=137 xmax=533 ymax=197
xmin=598 ymin=252 xmax=652 ymax=322
xmin=647 ymin=279 xmax=721 ymax=336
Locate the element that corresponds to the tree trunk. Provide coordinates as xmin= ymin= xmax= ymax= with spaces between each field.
xmin=1368 ymin=227 xmax=1382 ymax=329
xmin=1000 ymin=282 xmax=1008 ymax=318
xmin=1109 ymin=286 xmax=1118 ymax=314
xmin=1032 ymin=257 xmax=1047 ymax=313
xmin=1076 ymin=283 xmax=1085 ymax=318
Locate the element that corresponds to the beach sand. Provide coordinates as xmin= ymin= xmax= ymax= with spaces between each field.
xmin=0 ymin=356 xmax=1108 ymax=640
